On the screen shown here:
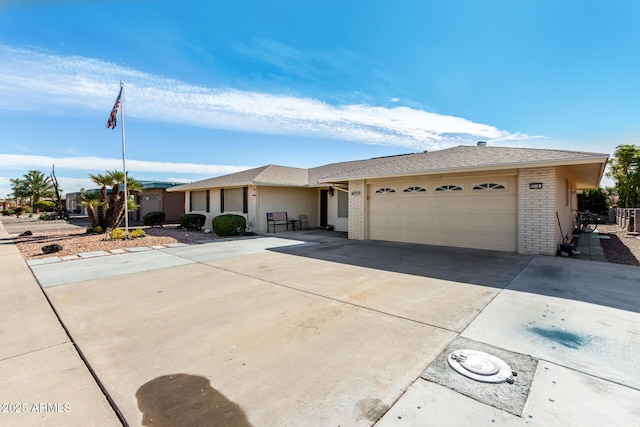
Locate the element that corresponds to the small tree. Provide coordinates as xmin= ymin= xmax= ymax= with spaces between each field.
xmin=606 ymin=144 xmax=640 ymax=207
xmin=577 ymin=188 xmax=609 ymax=215
xmin=75 ymin=190 xmax=103 ymax=227
xmin=10 ymin=170 xmax=56 ymax=211
xmin=86 ymin=170 xmax=142 ymax=230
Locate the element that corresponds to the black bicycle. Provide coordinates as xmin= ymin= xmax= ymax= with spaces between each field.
xmin=574 ymin=209 xmax=599 ymax=233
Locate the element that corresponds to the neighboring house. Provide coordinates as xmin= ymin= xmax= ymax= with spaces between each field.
xmin=134 ymin=181 xmax=185 ymax=222
xmin=66 ymin=181 xmax=185 ymax=221
xmin=65 ymin=192 xmax=83 ymax=214
xmin=168 ymin=144 xmax=608 ymax=256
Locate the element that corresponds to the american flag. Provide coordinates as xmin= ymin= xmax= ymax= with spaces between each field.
xmin=106 ymin=86 xmax=123 ymax=129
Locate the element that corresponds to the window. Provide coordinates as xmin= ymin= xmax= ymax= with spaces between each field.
xmin=435 ymin=185 xmax=462 ymax=192
xmin=472 ymin=183 xmax=505 ymax=190
xmin=221 ymin=187 xmax=248 ymax=213
xmin=338 ymin=190 xmax=348 ymax=218
xmin=375 ymin=187 xmax=396 ymax=193
xmin=403 ymin=186 xmax=426 ymax=193
xmin=190 ymin=190 xmax=209 ymax=212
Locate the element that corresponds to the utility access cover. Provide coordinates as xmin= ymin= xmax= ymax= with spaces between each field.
xmin=448 ymin=349 xmax=514 ymax=384
xmin=421 ymin=337 xmax=537 ymax=416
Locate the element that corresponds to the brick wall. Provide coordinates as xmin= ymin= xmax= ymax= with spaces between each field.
xmin=348 ymin=180 xmax=366 ymax=240
xmin=518 ymin=167 xmax=557 ymax=255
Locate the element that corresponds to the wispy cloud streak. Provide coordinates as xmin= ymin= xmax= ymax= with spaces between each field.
xmin=0 ymin=154 xmax=249 ymax=175
xmin=0 ymin=45 xmax=542 ymax=149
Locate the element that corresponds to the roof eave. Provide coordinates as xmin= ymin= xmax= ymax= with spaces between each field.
xmin=318 ymin=156 xmax=609 ymax=182
xmin=167 ymin=181 xmax=256 ymax=192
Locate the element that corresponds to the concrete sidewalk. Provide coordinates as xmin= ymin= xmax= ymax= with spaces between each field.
xmin=0 ymin=221 xmax=121 ymax=426
xmin=2 ymin=220 xmax=640 ymax=426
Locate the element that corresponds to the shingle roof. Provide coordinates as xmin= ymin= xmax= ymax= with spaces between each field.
xmin=317 ymin=145 xmax=609 ymax=181
xmin=167 ymin=165 xmax=308 ymax=191
xmin=168 ymin=145 xmax=609 ymax=191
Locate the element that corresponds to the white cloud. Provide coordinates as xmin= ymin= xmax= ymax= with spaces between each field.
xmin=0 ymin=45 xmax=543 ymax=149
xmin=0 ymin=154 xmax=250 ymax=175
xmin=0 ymin=154 xmax=250 ymax=197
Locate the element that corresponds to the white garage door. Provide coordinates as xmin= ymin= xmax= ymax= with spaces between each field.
xmin=368 ymin=176 xmax=517 ymax=251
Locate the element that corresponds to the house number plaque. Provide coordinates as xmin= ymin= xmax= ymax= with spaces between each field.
xmin=529 ymin=183 xmax=543 ymax=190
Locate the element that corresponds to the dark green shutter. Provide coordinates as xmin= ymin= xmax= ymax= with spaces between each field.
xmin=243 ymin=186 xmax=248 ymax=214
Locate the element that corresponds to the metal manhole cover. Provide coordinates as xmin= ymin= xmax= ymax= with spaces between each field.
xmin=447 ymin=349 xmax=515 ymax=384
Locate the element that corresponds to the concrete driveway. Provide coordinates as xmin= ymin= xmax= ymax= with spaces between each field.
xmin=19 ymin=231 xmax=640 ymax=426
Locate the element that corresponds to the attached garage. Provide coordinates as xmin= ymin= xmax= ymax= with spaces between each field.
xmin=367 ymin=175 xmax=517 ymax=252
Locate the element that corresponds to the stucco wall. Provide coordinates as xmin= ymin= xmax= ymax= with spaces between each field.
xmin=555 ymin=167 xmax=577 ymax=244
xmin=517 ymin=167 xmax=557 ymax=255
xmin=256 ymin=187 xmax=317 ymax=232
xmin=326 ymin=189 xmax=348 ymax=232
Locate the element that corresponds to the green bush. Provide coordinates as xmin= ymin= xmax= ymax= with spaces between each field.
xmin=212 ymin=214 xmax=247 ymax=237
xmin=2 ymin=209 xmax=14 ymax=216
xmin=34 ymin=200 xmax=56 ymax=212
xmin=180 ymin=213 xmax=206 ymax=231
xmin=131 ymin=228 xmax=146 ymax=238
xmin=14 ymin=206 xmax=28 ymax=215
xmin=93 ymin=226 xmax=104 ymax=234
xmin=143 ymin=211 xmax=166 ymax=227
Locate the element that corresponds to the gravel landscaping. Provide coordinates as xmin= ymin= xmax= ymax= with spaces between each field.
xmin=596 ymin=223 xmax=640 ymax=266
xmin=4 ymin=216 xmax=222 ymax=261
xmin=4 ymin=216 xmax=640 ymax=266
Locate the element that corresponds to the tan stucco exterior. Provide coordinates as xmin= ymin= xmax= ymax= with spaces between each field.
xmin=172 ymin=145 xmax=608 ymax=255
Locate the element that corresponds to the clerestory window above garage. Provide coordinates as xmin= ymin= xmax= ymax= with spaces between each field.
xmin=472 ymin=183 xmax=506 ymax=190
xmin=435 ymin=185 xmax=463 ymax=192
xmin=375 ymin=187 xmax=396 ymax=193
xmin=403 ymin=186 xmax=427 ymax=193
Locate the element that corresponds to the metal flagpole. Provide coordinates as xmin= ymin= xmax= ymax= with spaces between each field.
xmin=119 ymin=81 xmax=129 ymax=238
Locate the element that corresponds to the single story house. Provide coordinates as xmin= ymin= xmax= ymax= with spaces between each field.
xmin=134 ymin=180 xmax=185 ymax=222
xmin=67 ymin=181 xmax=185 ymax=222
xmin=167 ymin=144 xmax=608 ymax=256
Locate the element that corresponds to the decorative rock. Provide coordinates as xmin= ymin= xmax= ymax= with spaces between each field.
xmin=19 ymin=230 xmax=33 ymax=236
xmin=42 ymin=243 xmax=63 ymax=254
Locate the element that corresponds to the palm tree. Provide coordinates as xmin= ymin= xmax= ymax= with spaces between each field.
xmin=87 ymin=170 xmax=142 ymax=230
xmin=105 ymin=170 xmax=143 ymax=229
xmin=10 ymin=170 xmax=56 ymax=211
xmin=75 ymin=190 xmax=103 ymax=228
xmin=89 ymin=172 xmax=114 ymax=228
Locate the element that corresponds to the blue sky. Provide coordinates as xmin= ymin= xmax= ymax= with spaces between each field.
xmin=1 ymin=0 xmax=638 ymax=197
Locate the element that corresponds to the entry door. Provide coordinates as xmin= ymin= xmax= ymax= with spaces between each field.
xmin=320 ymin=189 xmax=328 ymax=227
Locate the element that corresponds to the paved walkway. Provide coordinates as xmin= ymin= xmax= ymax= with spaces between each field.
xmin=573 ymin=230 xmax=609 ymax=262
xmin=2 ymin=220 xmax=639 ymax=426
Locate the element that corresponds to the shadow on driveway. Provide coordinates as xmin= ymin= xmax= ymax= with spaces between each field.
xmin=270 ymin=234 xmax=640 ymax=314
xmin=270 ymin=237 xmax=533 ymax=289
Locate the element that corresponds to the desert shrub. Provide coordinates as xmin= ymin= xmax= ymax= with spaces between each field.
xmin=131 ymin=228 xmax=146 ymax=238
xmin=109 ymin=228 xmax=125 ymax=240
xmin=14 ymin=206 xmax=27 ymax=215
xmin=212 ymin=214 xmax=247 ymax=237
xmin=39 ymin=212 xmax=52 ymax=220
xmin=180 ymin=213 xmax=206 ymax=231
xmin=42 ymin=244 xmax=62 ymax=254
xmin=2 ymin=209 xmax=14 ymax=216
xmin=34 ymin=200 xmax=56 ymax=212
xmin=143 ymin=211 xmax=166 ymax=227
xmin=93 ymin=226 xmax=104 ymax=234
